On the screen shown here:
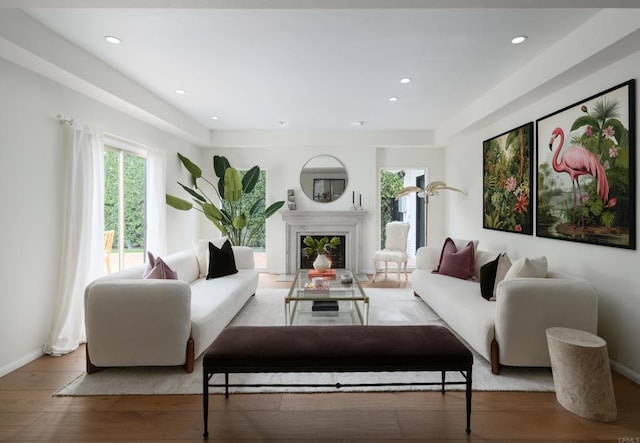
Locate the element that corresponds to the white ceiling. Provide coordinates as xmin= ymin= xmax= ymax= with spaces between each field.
xmin=20 ymin=5 xmax=604 ymax=131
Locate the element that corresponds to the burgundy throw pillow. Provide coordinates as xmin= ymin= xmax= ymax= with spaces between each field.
xmin=434 ymin=237 xmax=456 ymax=272
xmin=142 ymin=257 xmax=178 ymax=280
xmin=433 ymin=238 xmax=476 ymax=281
xmin=142 ymin=250 xmax=157 ymax=276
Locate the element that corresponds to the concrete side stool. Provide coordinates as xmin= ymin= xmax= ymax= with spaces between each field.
xmin=546 ymin=327 xmax=617 ymax=422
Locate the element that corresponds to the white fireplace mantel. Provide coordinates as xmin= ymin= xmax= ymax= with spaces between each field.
xmin=280 ymin=210 xmax=368 ymax=274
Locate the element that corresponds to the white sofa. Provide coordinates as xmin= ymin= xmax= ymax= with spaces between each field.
xmin=411 ymin=245 xmax=598 ymax=374
xmin=84 ymin=246 xmax=258 ymax=373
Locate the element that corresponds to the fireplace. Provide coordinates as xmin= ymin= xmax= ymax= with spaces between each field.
xmin=299 ymin=235 xmax=347 ymax=269
xmin=280 ymin=210 xmax=367 ymax=274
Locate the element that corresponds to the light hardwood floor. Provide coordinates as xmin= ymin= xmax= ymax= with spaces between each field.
xmin=1 ymin=273 xmax=639 ymax=442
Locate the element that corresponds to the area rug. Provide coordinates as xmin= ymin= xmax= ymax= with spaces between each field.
xmin=55 ymin=288 xmax=554 ymax=396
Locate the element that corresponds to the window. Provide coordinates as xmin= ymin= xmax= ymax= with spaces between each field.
xmin=104 ymin=145 xmax=146 ymax=273
xmin=237 ymin=169 xmax=268 ymax=269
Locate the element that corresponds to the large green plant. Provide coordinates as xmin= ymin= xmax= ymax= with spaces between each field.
xmin=166 ymin=154 xmax=284 ymax=246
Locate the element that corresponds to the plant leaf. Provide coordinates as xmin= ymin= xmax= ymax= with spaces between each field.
xmin=242 ymin=166 xmax=260 ymax=194
xmin=213 ymin=155 xmax=230 ymax=179
xmin=249 ymin=198 xmax=264 ymax=216
xmin=177 ymin=153 xmax=202 ymax=179
xmin=166 ymin=194 xmax=193 ymax=210
xmin=201 ymin=203 xmax=223 ymax=220
xmin=178 ymin=182 xmax=206 ymax=202
xmin=264 ymin=200 xmax=285 ymax=218
xmin=219 ymin=208 xmax=233 ymax=225
xmin=232 ymin=214 xmax=246 ymax=230
xmin=224 ymin=167 xmax=243 ymax=202
xmin=208 ymin=216 xmax=229 ymax=237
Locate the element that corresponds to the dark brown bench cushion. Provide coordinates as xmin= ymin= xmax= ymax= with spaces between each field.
xmin=203 ymin=325 xmax=473 ymax=373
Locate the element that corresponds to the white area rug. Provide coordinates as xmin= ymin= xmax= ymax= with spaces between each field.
xmin=56 ymin=288 xmax=554 ymax=396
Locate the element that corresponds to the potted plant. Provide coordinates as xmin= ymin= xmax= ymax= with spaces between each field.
xmin=166 ymin=154 xmax=285 ymax=246
xmin=302 ymin=236 xmax=341 ymax=271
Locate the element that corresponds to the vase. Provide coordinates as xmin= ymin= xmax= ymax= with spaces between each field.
xmin=313 ymin=254 xmax=330 ymax=272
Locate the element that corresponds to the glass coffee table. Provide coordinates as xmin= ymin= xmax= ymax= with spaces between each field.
xmin=285 ymin=269 xmax=369 ymax=326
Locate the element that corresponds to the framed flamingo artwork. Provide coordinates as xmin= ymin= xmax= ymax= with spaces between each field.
xmin=483 ymin=122 xmax=534 ymax=235
xmin=536 ymin=79 xmax=636 ymax=249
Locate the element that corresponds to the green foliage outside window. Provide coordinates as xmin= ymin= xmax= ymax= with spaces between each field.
xmin=104 ymin=150 xmax=146 ymax=250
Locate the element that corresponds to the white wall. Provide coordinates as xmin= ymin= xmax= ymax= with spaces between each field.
xmin=444 ymin=49 xmax=640 ymax=381
xmin=198 ymin=145 xmax=444 ymax=274
xmin=0 ymin=57 xmax=201 ymax=376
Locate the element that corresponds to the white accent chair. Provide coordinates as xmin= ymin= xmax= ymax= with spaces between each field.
xmin=372 ymin=221 xmax=410 ymax=285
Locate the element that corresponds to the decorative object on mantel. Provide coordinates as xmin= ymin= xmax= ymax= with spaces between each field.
xmin=302 ymin=235 xmax=341 ymax=272
xmin=351 ymin=191 xmax=364 ymax=210
xmin=287 ymin=189 xmax=296 ymax=210
xmin=166 ymin=154 xmax=285 ymax=246
xmin=396 ymin=181 xmax=466 ymax=246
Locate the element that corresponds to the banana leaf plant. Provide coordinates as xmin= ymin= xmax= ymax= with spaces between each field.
xmin=166 ymin=153 xmax=285 ymax=246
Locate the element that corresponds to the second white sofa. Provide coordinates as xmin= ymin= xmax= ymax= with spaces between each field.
xmin=84 ymin=245 xmax=258 ymax=373
xmin=412 ymin=243 xmax=598 ymax=374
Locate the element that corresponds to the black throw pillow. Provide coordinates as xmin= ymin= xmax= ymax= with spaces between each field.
xmin=479 ymin=255 xmax=500 ymax=301
xmin=207 ymin=239 xmax=238 ymax=279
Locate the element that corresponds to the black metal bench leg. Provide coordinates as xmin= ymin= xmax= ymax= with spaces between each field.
xmin=440 ymin=371 xmax=445 ymax=394
xmin=203 ymin=369 xmax=209 ymax=439
xmin=225 ymin=373 xmax=229 ymax=398
xmin=465 ymin=369 xmax=472 ymax=434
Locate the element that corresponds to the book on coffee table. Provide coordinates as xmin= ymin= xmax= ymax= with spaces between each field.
xmin=312 ymin=300 xmax=339 ymax=311
xmin=308 ymin=269 xmax=337 ymax=280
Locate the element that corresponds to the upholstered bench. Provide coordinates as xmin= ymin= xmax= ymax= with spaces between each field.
xmin=202 ymin=325 xmax=473 ymax=438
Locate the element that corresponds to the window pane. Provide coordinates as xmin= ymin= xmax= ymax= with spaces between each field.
xmin=104 ymin=148 xmax=146 ymax=273
xmin=104 ymin=150 xmax=120 ymax=273
xmin=123 ymin=153 xmax=145 ymax=269
xmin=238 ymin=170 xmax=266 ymax=268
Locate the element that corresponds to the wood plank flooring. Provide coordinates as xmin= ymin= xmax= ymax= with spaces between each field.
xmin=1 ymin=273 xmax=639 ymax=441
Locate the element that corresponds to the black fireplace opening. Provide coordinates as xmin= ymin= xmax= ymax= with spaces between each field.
xmin=299 ymin=235 xmax=346 ymax=269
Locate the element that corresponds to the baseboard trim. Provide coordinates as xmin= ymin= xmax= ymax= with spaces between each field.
xmin=0 ymin=348 xmax=43 ymax=378
xmin=611 ymin=359 xmax=640 ymax=384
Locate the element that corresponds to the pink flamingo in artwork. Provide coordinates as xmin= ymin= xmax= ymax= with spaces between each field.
xmin=549 ymin=127 xmax=616 ymax=225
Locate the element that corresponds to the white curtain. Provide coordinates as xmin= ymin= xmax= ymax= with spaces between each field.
xmin=146 ymin=147 xmax=167 ymax=256
xmin=44 ymin=121 xmax=104 ymax=356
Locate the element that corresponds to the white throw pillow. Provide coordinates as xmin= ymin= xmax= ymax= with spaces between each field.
xmin=193 ymin=236 xmax=229 ymax=278
xmin=491 ymin=253 xmax=512 ymax=301
xmin=503 ymin=256 xmax=548 ymax=280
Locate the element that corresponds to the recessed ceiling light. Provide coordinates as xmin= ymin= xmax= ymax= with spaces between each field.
xmin=389 ymin=97 xmax=399 ymax=102
xmin=400 ymin=78 xmax=412 ymax=84
xmin=175 ymin=89 xmax=186 ymax=94
xmin=355 ymin=121 xmax=365 ymax=126
xmin=104 ymin=35 xmax=121 ymax=44
xmin=211 ymin=116 xmax=219 ymax=120
xmin=511 ymin=35 xmax=527 ymax=44
xmin=277 ymin=121 xmax=287 ymax=126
